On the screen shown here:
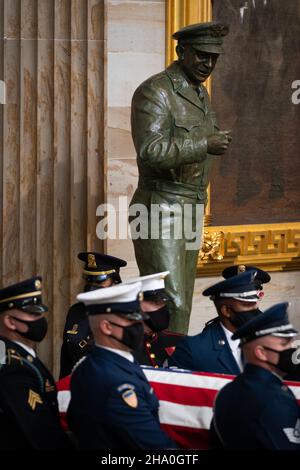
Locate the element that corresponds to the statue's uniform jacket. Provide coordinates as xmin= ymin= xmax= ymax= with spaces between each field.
xmin=130 ymin=60 xmax=219 ymax=333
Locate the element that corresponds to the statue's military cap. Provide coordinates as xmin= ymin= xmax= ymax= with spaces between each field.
xmin=77 ymin=282 xmax=149 ymax=321
xmin=0 ymin=277 xmax=48 ymax=314
xmin=203 ymin=270 xmax=263 ymax=302
xmin=232 ymin=302 xmax=298 ymax=344
xmin=78 ymin=252 xmax=127 ymax=284
xmin=173 ymin=21 xmax=229 ymax=54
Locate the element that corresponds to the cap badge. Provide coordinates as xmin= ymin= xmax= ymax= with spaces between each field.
xmin=88 ymin=254 xmax=97 ymax=268
xmin=35 ymin=279 xmax=41 ymax=289
xmin=238 ymin=265 xmax=246 ymax=273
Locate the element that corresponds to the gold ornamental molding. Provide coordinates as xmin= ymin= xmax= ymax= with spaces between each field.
xmin=197 ymin=223 xmax=300 ymax=276
xmin=166 ymin=0 xmax=300 ymax=276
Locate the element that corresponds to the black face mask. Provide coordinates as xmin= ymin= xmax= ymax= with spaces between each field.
xmin=229 ymin=308 xmax=262 ymax=328
xmin=12 ymin=316 xmax=48 ymax=343
xmin=144 ymin=306 xmax=170 ymax=332
xmin=263 ymin=346 xmax=299 ymax=375
xmin=109 ymin=321 xmax=144 ymax=351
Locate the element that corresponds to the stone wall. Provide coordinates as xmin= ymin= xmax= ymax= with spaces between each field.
xmin=0 ymin=0 xmax=105 ymax=376
xmin=106 ymin=0 xmax=165 ymax=277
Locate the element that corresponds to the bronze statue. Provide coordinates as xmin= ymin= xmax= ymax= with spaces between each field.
xmin=129 ymin=22 xmax=232 ymax=334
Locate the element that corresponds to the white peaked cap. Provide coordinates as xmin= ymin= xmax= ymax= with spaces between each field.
xmin=124 ymin=271 xmax=170 ymax=292
xmin=77 ymin=281 xmax=142 ymax=306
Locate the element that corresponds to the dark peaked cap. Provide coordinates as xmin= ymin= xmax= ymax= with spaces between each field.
xmin=203 ymin=270 xmax=261 ymax=302
xmin=78 ymin=252 xmax=127 ymax=283
xmin=173 ymin=22 xmax=229 ymax=54
xmin=0 ymin=276 xmax=48 ymax=314
xmin=232 ymin=302 xmax=298 ymax=344
xmin=222 ymin=265 xmax=271 ymax=285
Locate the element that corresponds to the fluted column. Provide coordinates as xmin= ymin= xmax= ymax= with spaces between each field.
xmin=0 ymin=0 xmax=106 ymax=376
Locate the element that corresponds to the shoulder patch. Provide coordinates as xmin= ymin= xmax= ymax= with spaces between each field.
xmin=122 ymin=389 xmax=138 ymax=408
xmin=117 ymin=383 xmax=138 ymax=408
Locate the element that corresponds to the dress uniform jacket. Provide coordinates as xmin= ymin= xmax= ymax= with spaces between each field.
xmin=134 ymin=331 xmax=185 ymax=368
xmin=130 ymin=61 xmax=219 ymax=334
xmin=168 ymin=319 xmax=241 ymax=375
xmin=67 ymin=346 xmax=176 ymax=449
xmin=0 ymin=338 xmax=70 ymax=450
xmin=211 ymin=364 xmax=300 ymax=449
xmin=59 ymin=303 xmax=93 ymax=378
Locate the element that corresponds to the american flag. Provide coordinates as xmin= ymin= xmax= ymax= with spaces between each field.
xmin=57 ymin=367 xmax=300 ymax=449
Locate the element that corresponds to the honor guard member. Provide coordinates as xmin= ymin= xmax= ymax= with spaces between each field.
xmin=168 ymin=270 xmax=263 ymax=374
xmin=67 ymin=282 xmax=177 ymax=450
xmin=211 ymin=302 xmax=300 ymax=450
xmin=59 ymin=252 xmax=127 ymax=378
xmin=0 ymin=277 xmax=70 ymax=450
xmin=125 ymin=272 xmax=184 ymax=367
xmin=222 ymin=264 xmax=271 ymax=296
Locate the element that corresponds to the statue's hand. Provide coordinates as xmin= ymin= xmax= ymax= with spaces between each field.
xmin=207 ymin=130 xmax=232 ymax=155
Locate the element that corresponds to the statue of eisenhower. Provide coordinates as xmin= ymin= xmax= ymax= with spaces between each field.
xmin=129 ymin=22 xmax=232 ymax=334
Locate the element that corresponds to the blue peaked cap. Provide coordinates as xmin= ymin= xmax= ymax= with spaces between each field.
xmin=203 ymin=270 xmax=262 ymax=302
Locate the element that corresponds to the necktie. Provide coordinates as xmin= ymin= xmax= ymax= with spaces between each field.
xmin=196 ymin=86 xmax=204 ymax=100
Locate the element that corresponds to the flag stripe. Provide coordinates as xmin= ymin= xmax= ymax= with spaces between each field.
xmin=151 ymin=382 xmax=217 ymax=407
xmin=159 ymin=400 xmax=213 ymax=429
xmin=144 ymin=367 xmax=233 ymax=390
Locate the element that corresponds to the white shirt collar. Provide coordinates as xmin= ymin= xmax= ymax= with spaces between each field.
xmin=96 ymin=345 xmax=134 ymax=363
xmin=14 ymin=341 xmax=36 ymax=358
xmin=220 ymin=323 xmax=243 ymax=371
xmin=220 ymin=324 xmax=240 ymax=351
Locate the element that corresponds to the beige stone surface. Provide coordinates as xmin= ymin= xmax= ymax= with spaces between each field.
xmin=108 ymin=125 xmax=136 ymax=160
xmin=107 ymin=159 xmax=138 ymax=206
xmin=106 ymin=0 xmax=165 ymax=281
xmin=108 ymin=106 xmax=131 ymax=132
xmin=108 ymin=52 xmax=165 ymax=107
xmin=108 ymin=0 xmax=165 ymax=54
